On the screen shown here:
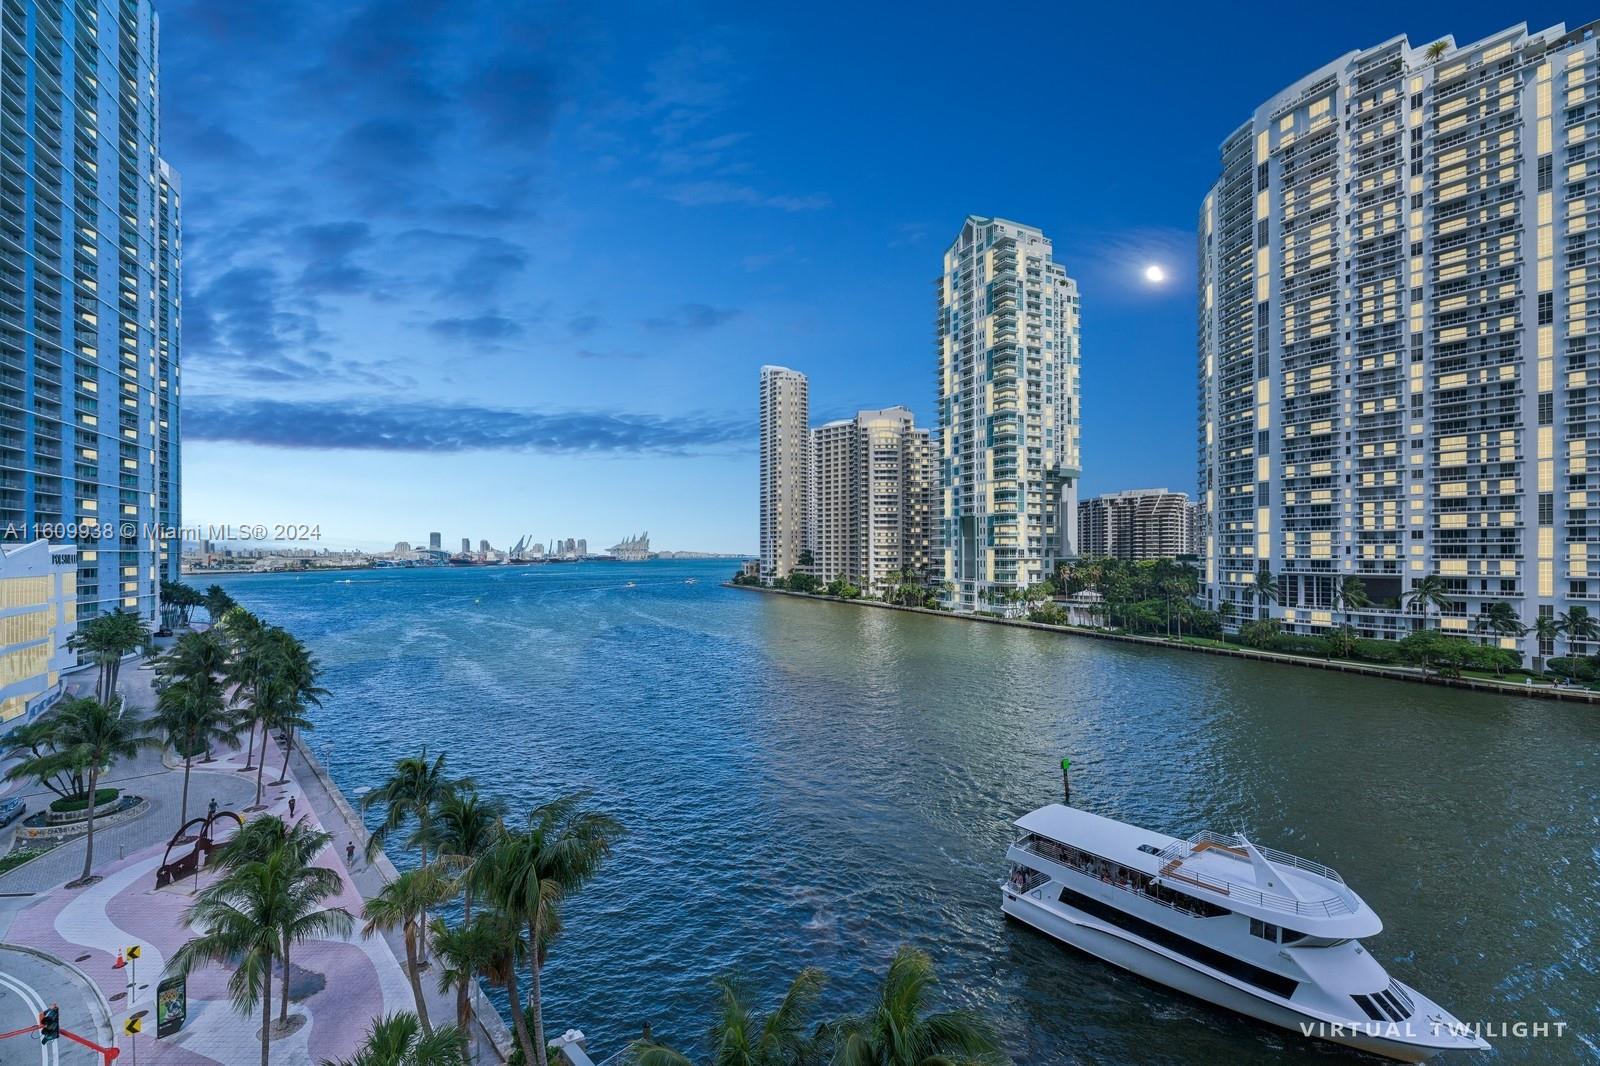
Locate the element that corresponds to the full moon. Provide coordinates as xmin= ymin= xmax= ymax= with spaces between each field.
xmin=1143 ymin=264 xmax=1167 ymax=284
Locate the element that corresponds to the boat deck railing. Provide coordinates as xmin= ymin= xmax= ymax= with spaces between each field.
xmin=1186 ymin=830 xmax=1346 ymax=884
xmin=1156 ymin=834 xmax=1354 ymax=917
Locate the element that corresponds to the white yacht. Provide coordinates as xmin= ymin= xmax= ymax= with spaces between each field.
xmin=1002 ymin=805 xmax=1489 ymax=1062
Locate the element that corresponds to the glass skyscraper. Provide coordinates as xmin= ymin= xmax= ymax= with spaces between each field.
xmin=0 ymin=0 xmax=180 ymax=621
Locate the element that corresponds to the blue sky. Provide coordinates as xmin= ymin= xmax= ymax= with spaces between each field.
xmin=163 ymin=0 xmax=1576 ymax=553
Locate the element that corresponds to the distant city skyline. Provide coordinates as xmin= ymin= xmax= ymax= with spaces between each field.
xmin=159 ymin=2 xmax=1577 ymax=551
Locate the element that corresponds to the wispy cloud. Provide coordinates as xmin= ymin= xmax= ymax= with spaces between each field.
xmin=576 ymin=348 xmax=644 ymax=361
xmin=185 ymin=397 xmax=750 ymax=455
xmin=426 ymin=313 xmax=522 ymax=340
xmin=661 ymin=181 xmax=830 ymax=212
xmin=640 ymin=303 xmax=741 ymax=332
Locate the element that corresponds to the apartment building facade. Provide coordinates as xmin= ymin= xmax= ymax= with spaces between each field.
xmin=937 ymin=216 xmax=1082 ymax=610
xmin=0 ymin=540 xmax=76 ymax=735
xmin=1198 ymin=20 xmax=1600 ymax=657
xmin=811 ymin=407 xmax=933 ymax=591
xmin=0 ymin=0 xmax=181 ymax=620
xmin=759 ymin=365 xmax=810 ymax=580
xmin=1079 ymin=488 xmax=1199 ymax=561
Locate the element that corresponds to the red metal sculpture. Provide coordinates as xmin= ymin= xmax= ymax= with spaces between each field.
xmin=154 ymin=809 xmax=243 ymax=889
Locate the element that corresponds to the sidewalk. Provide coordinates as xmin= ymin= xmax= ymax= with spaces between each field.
xmin=0 ymin=651 xmax=511 ymax=1063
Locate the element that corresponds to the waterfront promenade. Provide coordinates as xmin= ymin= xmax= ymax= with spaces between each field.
xmin=728 ymin=583 xmax=1600 ymax=704
xmin=0 ymin=655 xmax=511 ymax=1063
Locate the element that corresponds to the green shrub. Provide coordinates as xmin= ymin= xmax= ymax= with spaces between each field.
xmin=1350 ymin=638 xmax=1404 ymax=664
xmin=1547 ymin=656 xmax=1598 ymax=680
xmin=49 ymin=787 xmax=119 ymax=814
xmin=1238 ymin=619 xmax=1282 ymax=649
xmin=1267 ymin=633 xmax=1330 ymax=657
xmin=1028 ymin=604 xmax=1069 ymax=626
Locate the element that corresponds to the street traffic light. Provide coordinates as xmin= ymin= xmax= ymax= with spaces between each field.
xmin=39 ymin=1004 xmax=59 ymax=1043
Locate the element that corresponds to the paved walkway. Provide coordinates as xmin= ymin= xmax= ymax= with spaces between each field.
xmin=0 ymin=650 xmax=512 ymax=1063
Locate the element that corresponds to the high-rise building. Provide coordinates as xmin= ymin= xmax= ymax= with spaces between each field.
xmin=759 ymin=365 xmax=810 ymax=580
xmin=429 ymin=532 xmax=442 ymax=551
xmin=937 ymin=216 xmax=1082 ymax=609
xmin=155 ymin=160 xmax=182 ymax=585
xmin=461 ymin=538 xmax=471 ymax=554
xmin=0 ymin=1 xmax=181 ymax=620
xmin=0 ymin=541 xmax=78 ymax=736
xmin=1198 ymin=21 xmax=1600 ymax=657
xmin=810 ymin=408 xmax=933 ymax=591
xmin=576 ymin=538 xmax=587 ymax=556
xmin=1078 ymin=489 xmax=1198 ymax=561
xmin=480 ymin=539 xmax=491 ymax=553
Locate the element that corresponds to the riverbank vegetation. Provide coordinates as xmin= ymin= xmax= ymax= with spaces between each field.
xmin=359 ymin=748 xmax=623 ymax=1066
xmin=632 ymin=945 xmax=1006 ymax=1066
xmin=735 ymin=556 xmax=1600 ymax=691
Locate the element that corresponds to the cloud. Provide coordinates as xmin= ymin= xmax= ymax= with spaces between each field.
xmin=567 ymin=313 xmax=603 ymax=337
xmin=660 ymin=180 xmax=830 ymax=212
xmin=640 ymin=303 xmax=740 ymax=332
xmin=394 ymin=229 xmax=530 ymax=296
xmin=185 ymin=397 xmax=749 ymax=455
xmin=294 ymin=220 xmax=376 ymax=294
xmin=576 ymin=348 xmax=643 ymax=361
xmin=426 ymin=313 xmax=521 ymax=340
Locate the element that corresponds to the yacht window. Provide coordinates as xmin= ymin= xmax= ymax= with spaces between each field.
xmin=1137 ymin=844 xmax=1163 ymax=855
xmin=1351 ymin=994 xmax=1385 ymax=1022
xmin=1290 ymin=936 xmax=1352 ymax=948
xmin=1280 ymin=928 xmax=1308 ymax=945
xmin=1058 ymin=886 xmax=1298 ymax=998
xmin=1249 ymin=918 xmax=1280 ymax=941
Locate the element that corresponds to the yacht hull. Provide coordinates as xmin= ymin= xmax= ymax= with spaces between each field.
xmin=1003 ymin=887 xmax=1445 ymax=1063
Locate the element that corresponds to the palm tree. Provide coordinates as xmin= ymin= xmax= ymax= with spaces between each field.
xmin=1473 ymin=602 xmax=1527 ymax=645
xmin=829 ymin=946 xmax=1006 ymax=1066
xmin=1558 ymin=606 xmax=1600 ymax=656
xmin=1333 ymin=575 xmax=1370 ymax=628
xmin=364 ymin=868 xmax=453 ymax=1036
xmin=632 ymin=967 xmax=826 ymax=1066
xmin=57 ymin=697 xmax=158 ymax=887
xmin=1425 ymin=39 xmax=1450 ymax=61
xmin=158 ymin=627 xmax=231 ymax=682
xmin=69 ymin=610 xmax=149 ymax=704
xmin=209 ymin=815 xmax=339 ymax=1028
xmin=1533 ymin=613 xmax=1562 ymax=671
xmin=321 ymin=1011 xmax=464 ymax=1066
xmin=222 ymin=609 xmax=270 ymax=770
xmin=363 ymin=749 xmax=467 ymax=963
xmin=1403 ymin=574 xmax=1454 ymax=628
xmin=249 ymin=678 xmax=310 ymax=809
xmin=203 ymin=584 xmax=236 ymax=625
xmin=431 ymin=787 xmax=505 ymax=922
xmin=167 ymin=822 xmax=352 ymax=1066
xmin=430 ymin=914 xmax=511 ymax=1061
xmin=154 ymin=677 xmax=236 ymax=833
xmin=474 ymin=793 xmax=623 ymax=1066
xmin=1248 ymin=568 xmax=1278 ymax=620
xmin=264 ymin=629 xmax=329 ymax=782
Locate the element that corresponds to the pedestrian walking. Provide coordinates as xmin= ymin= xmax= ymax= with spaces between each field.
xmin=288 ymin=795 xmax=296 ymax=819
xmin=346 ymin=841 xmax=356 ymax=866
